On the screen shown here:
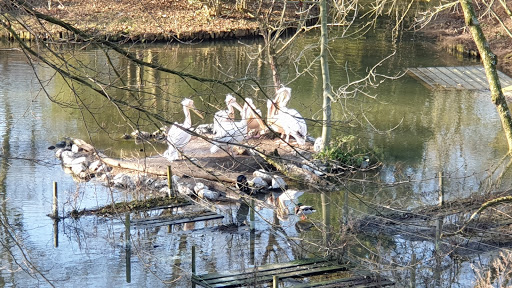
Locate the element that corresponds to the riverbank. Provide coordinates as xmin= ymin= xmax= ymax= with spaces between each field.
xmin=419 ymin=3 xmax=512 ymax=76
xmin=7 ymin=0 xmax=303 ymax=42
xmin=7 ymin=1 xmax=511 ymax=75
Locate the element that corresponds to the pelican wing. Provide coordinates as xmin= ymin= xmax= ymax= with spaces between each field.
xmin=275 ymin=108 xmax=307 ymax=145
xmin=210 ymin=120 xmax=247 ymax=153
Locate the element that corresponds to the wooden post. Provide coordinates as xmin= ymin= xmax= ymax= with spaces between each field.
xmin=53 ymin=219 xmax=59 ymax=248
xmin=343 ymin=189 xmax=348 ymax=225
xmin=410 ymin=253 xmax=416 ymax=288
xmin=167 ymin=166 xmax=174 ymax=198
xmin=125 ymin=213 xmax=131 ymax=247
xmin=273 ymin=275 xmax=279 ymax=288
xmin=250 ymin=229 xmax=255 ymax=265
xmin=125 ymin=213 xmax=131 ymax=283
xmin=438 ymin=171 xmax=444 ymax=206
xmin=52 ymin=182 xmax=58 ymax=219
xmin=321 ymin=192 xmax=331 ymax=246
xmin=250 ymin=199 xmax=255 ymax=231
xmin=192 ymin=245 xmax=196 ymax=288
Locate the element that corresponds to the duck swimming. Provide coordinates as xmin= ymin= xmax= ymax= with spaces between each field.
xmin=236 ymin=175 xmax=251 ymax=194
xmin=295 ymin=203 xmax=316 ymax=220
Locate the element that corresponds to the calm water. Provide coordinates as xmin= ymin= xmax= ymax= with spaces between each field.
xmin=0 ymin=28 xmax=511 ymax=287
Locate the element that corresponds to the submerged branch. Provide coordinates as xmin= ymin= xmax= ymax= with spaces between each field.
xmin=442 ymin=196 xmax=512 ymax=238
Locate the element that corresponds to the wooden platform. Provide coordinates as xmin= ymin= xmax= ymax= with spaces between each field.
xmin=407 ymin=66 xmax=512 ymax=90
xmin=132 ymin=210 xmax=224 ymax=228
xmin=191 ymin=258 xmax=392 ymax=287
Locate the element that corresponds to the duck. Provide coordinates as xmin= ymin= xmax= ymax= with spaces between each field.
xmin=163 ymin=98 xmax=203 ymax=161
xmin=236 ymin=175 xmax=251 ymax=194
xmin=194 ymin=182 xmax=220 ymax=200
xmin=295 ymin=203 xmax=316 ymax=220
xmin=210 ymin=100 xmax=247 ymax=154
xmin=242 ymin=98 xmax=266 ymax=138
xmin=213 ymin=94 xmax=238 ymax=137
xmin=267 ymin=87 xmax=307 ymax=145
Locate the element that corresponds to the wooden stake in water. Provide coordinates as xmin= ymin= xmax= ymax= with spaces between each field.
xmin=343 ymin=189 xmax=348 ymax=226
xmin=410 ymin=253 xmax=416 ymax=288
xmin=438 ymin=171 xmax=444 ymax=207
xmin=167 ymin=166 xmax=175 ymax=198
xmin=53 ymin=219 xmax=59 ymax=248
xmin=250 ymin=229 xmax=255 ymax=265
xmin=125 ymin=213 xmax=131 ymax=283
xmin=192 ymin=245 xmax=196 ymax=288
xmin=273 ymin=275 xmax=279 ymax=288
xmin=52 ymin=182 xmax=58 ymax=219
xmin=250 ymin=199 xmax=255 ymax=231
xmin=125 ymin=213 xmax=131 ymax=246
xmin=322 ymin=192 xmax=331 ymax=246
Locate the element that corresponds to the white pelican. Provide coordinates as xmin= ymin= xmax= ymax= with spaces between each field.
xmin=213 ymin=94 xmax=238 ymax=136
xmin=243 ymin=98 xmax=266 ymax=138
xmin=267 ymin=92 xmax=307 ymax=145
xmin=163 ymin=98 xmax=203 ymax=161
xmin=273 ymin=86 xmax=291 ymax=108
xmin=210 ymin=100 xmax=247 ymax=154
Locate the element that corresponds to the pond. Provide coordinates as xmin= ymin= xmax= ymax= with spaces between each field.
xmin=1 ymin=27 xmax=511 ymax=287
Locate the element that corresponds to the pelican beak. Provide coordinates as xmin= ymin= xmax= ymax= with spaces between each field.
xmin=191 ymin=107 xmax=204 ymax=119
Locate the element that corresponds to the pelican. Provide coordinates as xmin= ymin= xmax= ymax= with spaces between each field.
xmin=163 ymin=98 xmax=203 ymax=161
xmin=210 ymin=100 xmax=247 ymax=154
xmin=267 ymin=88 xmax=308 ymax=145
xmin=243 ymin=98 xmax=266 ymax=138
xmin=273 ymin=86 xmax=291 ymax=108
xmin=213 ymin=94 xmax=238 ymax=136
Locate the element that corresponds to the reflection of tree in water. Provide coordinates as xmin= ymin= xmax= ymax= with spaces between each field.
xmin=236 ymin=201 xmax=249 ymax=226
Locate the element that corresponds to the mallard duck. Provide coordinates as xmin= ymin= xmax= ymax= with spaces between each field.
xmin=236 ymin=175 xmax=251 ymax=194
xmin=164 ymin=98 xmax=203 ymax=161
xmin=295 ymin=203 xmax=316 ymax=220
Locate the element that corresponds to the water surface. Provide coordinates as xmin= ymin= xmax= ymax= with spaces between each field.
xmin=0 ymin=28 xmax=510 ymax=287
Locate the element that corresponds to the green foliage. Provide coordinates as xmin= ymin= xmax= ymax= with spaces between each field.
xmin=314 ymin=135 xmax=375 ymax=169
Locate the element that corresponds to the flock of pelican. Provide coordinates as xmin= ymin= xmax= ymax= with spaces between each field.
xmin=163 ymin=87 xmax=308 ymax=162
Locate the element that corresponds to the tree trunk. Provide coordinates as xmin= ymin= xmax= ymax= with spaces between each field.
xmin=319 ymin=0 xmax=332 ymax=150
xmin=265 ymin=32 xmax=281 ymax=91
xmin=459 ymin=0 xmax=512 ymax=153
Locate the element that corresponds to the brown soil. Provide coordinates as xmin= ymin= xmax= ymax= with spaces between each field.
xmin=420 ymin=3 xmax=512 ymax=76
xmin=24 ymin=0 xmax=296 ymax=41
xmin=26 ymin=1 xmax=512 ymax=76
xmin=104 ymin=135 xmax=317 ymax=182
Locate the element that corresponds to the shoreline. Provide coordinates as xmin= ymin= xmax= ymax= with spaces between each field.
xmin=2 ymin=1 xmax=510 ymax=76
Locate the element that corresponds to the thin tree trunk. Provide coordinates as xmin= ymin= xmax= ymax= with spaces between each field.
xmin=265 ymin=32 xmax=281 ymax=91
xmin=320 ymin=0 xmax=332 ymax=150
xmin=459 ymin=0 xmax=512 ymax=153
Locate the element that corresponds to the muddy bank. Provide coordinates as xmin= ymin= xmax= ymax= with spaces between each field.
xmin=4 ymin=0 xmax=315 ymax=43
xmin=51 ymin=132 xmax=337 ymax=205
xmin=420 ymin=3 xmax=512 ymax=76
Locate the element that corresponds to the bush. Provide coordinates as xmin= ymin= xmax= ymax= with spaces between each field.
xmin=314 ymin=135 xmax=375 ymax=169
